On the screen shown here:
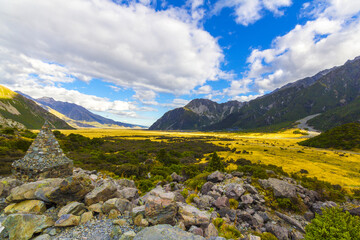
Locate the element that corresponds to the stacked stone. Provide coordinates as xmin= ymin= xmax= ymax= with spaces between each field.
xmin=12 ymin=121 xmax=73 ymax=182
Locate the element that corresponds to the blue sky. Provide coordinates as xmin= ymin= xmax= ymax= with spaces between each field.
xmin=1 ymin=0 xmax=360 ymax=126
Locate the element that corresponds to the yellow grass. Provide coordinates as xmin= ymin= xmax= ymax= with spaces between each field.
xmin=58 ymin=128 xmax=360 ymax=189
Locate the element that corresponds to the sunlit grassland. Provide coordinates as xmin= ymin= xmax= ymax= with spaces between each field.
xmin=59 ymin=128 xmax=360 ymax=189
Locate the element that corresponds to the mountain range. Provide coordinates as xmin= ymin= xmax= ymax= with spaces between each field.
xmin=0 ymin=85 xmax=72 ymax=129
xmin=150 ymin=56 xmax=360 ymax=131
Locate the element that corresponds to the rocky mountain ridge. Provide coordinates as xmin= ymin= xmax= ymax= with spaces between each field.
xmin=151 ymin=56 xmax=360 ymax=131
xmin=0 ymin=85 xmax=73 ymax=129
xmin=149 ymin=99 xmax=244 ymax=130
xmin=0 ymin=168 xmax=359 ymax=240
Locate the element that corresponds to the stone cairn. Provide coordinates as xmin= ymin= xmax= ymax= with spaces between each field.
xmin=12 ymin=121 xmax=73 ymax=182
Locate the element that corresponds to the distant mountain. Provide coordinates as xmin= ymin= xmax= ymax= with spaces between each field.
xmin=149 ymin=99 xmax=244 ymax=130
xmin=205 ymin=56 xmax=360 ymax=131
xmin=34 ymin=97 xmax=144 ymax=129
xmin=0 ymin=85 xmax=73 ymax=129
xmin=151 ymin=56 xmax=360 ymax=131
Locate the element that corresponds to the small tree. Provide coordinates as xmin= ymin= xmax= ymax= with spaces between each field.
xmin=305 ymin=207 xmax=360 ymax=240
xmin=208 ymin=152 xmax=224 ymax=172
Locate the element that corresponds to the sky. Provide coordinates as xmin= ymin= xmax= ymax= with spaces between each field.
xmin=1 ymin=0 xmax=360 ymax=126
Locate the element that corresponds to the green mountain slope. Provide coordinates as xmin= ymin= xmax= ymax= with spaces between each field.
xmin=308 ymin=97 xmax=360 ymax=131
xmin=299 ymin=123 xmax=360 ymax=150
xmin=0 ymin=85 xmax=73 ymax=129
xmin=206 ymin=56 xmax=360 ymax=130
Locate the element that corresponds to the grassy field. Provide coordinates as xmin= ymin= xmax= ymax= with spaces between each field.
xmin=59 ymin=128 xmax=360 ymax=190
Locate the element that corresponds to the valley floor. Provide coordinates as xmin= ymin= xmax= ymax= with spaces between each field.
xmin=59 ymin=128 xmax=360 ymax=190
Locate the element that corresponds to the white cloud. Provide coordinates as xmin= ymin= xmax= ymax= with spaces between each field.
xmin=133 ymin=89 xmax=158 ymax=105
xmin=244 ymin=0 xmax=360 ymax=92
xmin=195 ymin=85 xmax=213 ymax=94
xmin=0 ymin=0 xmax=224 ymax=95
xmin=212 ymin=0 xmax=292 ymax=26
xmin=162 ymin=98 xmax=190 ymax=108
xmin=232 ymin=94 xmax=262 ymax=102
xmin=223 ymin=79 xmax=252 ymax=96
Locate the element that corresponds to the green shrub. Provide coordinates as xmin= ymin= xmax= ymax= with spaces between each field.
xmin=207 ymin=152 xmax=224 ymax=172
xmin=184 ymin=172 xmax=209 ymax=190
xmin=221 ymin=224 xmax=242 ymax=239
xmin=229 ymin=199 xmax=239 ymax=210
xmin=260 ymin=232 xmax=278 ymax=240
xmin=181 ymin=188 xmax=189 ymax=198
xmin=186 ymin=193 xmax=198 ymax=204
xmin=305 ymin=207 xmax=360 ymax=240
xmin=137 ymin=179 xmax=154 ymax=194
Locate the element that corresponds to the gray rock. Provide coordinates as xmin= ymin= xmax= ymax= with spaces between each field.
xmin=225 ymin=183 xmax=245 ymax=200
xmin=0 ymin=178 xmax=22 ymax=198
xmin=102 ymin=198 xmax=133 ymax=214
xmin=218 ymin=208 xmax=236 ymax=221
xmin=200 ymin=182 xmax=214 ymax=195
xmin=304 ymin=211 xmax=315 ymax=221
xmin=265 ymin=223 xmax=289 ymax=240
xmin=177 ymin=202 xmax=211 ymax=227
xmin=132 ymin=205 xmax=146 ymax=218
xmin=290 ymin=230 xmax=304 ymax=240
xmin=145 ymin=196 xmax=177 ymax=225
xmin=193 ymin=195 xmax=214 ymax=210
xmin=267 ymin=178 xmax=297 ymax=199
xmin=58 ymin=202 xmax=86 ymax=217
xmin=311 ymin=201 xmax=337 ymax=215
xmin=84 ymin=180 xmax=117 ymax=206
xmin=120 ymin=230 xmax=136 ymax=240
xmin=170 ymin=173 xmax=185 ymax=182
xmin=241 ymin=194 xmax=254 ymax=204
xmin=204 ymin=223 xmax=218 ymax=238
xmin=207 ymin=171 xmax=224 ymax=183
xmin=115 ymin=188 xmax=139 ymax=201
xmin=33 ymin=234 xmax=51 ymax=240
xmin=207 ymin=191 xmax=221 ymax=200
xmin=244 ymin=184 xmax=258 ymax=194
xmin=189 ymin=226 xmax=204 ymax=237
xmin=134 ymin=224 xmax=205 ymax=240
xmin=213 ymin=196 xmax=229 ymax=209
xmin=275 ymin=211 xmax=305 ymax=233
xmin=348 ymin=206 xmax=360 ymax=217
xmin=117 ymin=179 xmax=136 ymax=189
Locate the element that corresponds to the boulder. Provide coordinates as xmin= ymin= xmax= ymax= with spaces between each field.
xmin=102 ymin=198 xmax=134 ymax=214
xmin=170 ymin=172 xmax=185 ymax=182
xmin=88 ymin=203 xmax=103 ymax=213
xmin=200 ymin=182 xmax=214 ymax=195
xmin=266 ymin=178 xmax=297 ymax=199
xmin=213 ymin=196 xmax=230 ymax=209
xmin=117 ymin=179 xmax=136 ymax=189
xmin=6 ymin=178 xmax=63 ymax=203
xmin=0 ymin=178 xmax=23 ymax=198
xmin=348 ymin=207 xmax=360 ymax=217
xmin=240 ymin=194 xmax=253 ymax=204
xmin=85 ymin=180 xmax=117 ymax=206
xmin=133 ymin=224 xmax=205 ymax=240
xmin=115 ymin=188 xmax=139 ymax=201
xmin=55 ymin=214 xmax=80 ymax=227
xmin=204 ymin=223 xmax=218 ymax=238
xmin=207 ymin=171 xmax=224 ymax=183
xmin=218 ymin=208 xmax=236 ymax=222
xmin=45 ymin=174 xmax=94 ymax=205
xmin=244 ymin=184 xmax=258 ymax=194
xmin=177 ymin=202 xmax=211 ymax=227
xmin=224 ymin=183 xmax=245 ymax=200
xmin=58 ymin=202 xmax=86 ymax=217
xmin=311 ymin=201 xmax=337 ymax=215
xmin=145 ymin=196 xmax=177 ymax=225
xmin=193 ymin=195 xmax=214 ymax=210
xmin=189 ymin=226 xmax=203 ymax=237
xmin=3 ymin=214 xmax=54 ymax=240
xmin=4 ymin=200 xmax=46 ymax=215
xmin=80 ymin=211 xmax=93 ymax=224
xmin=265 ymin=223 xmax=289 ymax=240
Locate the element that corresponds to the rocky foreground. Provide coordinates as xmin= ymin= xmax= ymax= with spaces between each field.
xmin=0 ymin=168 xmax=359 ymax=240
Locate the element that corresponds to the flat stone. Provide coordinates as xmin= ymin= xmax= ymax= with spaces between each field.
xmin=4 ymin=200 xmax=46 ymax=215
xmin=58 ymin=202 xmax=86 ymax=217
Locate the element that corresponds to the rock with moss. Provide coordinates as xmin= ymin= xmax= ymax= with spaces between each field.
xmin=0 ymin=178 xmax=23 ymax=198
xmin=4 ymin=200 xmax=46 ymax=215
xmin=55 ymin=214 xmax=80 ymax=227
xmin=134 ymin=224 xmax=205 ymax=240
xmin=58 ymin=201 xmax=86 ymax=217
xmin=3 ymin=213 xmax=54 ymax=240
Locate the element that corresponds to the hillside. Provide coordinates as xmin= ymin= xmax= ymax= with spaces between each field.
xmin=34 ymin=97 xmax=143 ymax=129
xmin=150 ymin=56 xmax=360 ymax=131
xmin=207 ymin=56 xmax=360 ymax=131
xmin=307 ymin=97 xmax=360 ymax=131
xmin=149 ymin=99 xmax=243 ymax=130
xmin=0 ymin=85 xmax=73 ymax=129
xmin=299 ymin=122 xmax=360 ymax=150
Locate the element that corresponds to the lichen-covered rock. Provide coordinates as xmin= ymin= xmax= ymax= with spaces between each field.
xmin=207 ymin=171 xmax=224 ymax=183
xmin=3 ymin=214 xmax=54 ymax=240
xmin=132 ymin=205 xmax=146 ymax=218
xmin=240 ymin=194 xmax=253 ymax=204
xmin=45 ymin=174 xmax=94 ymax=205
xmin=311 ymin=201 xmax=337 ymax=215
xmin=117 ymin=179 xmax=136 ymax=189
xmin=193 ymin=195 xmax=214 ymax=210
xmin=88 ymin=203 xmax=103 ymax=213
xmin=115 ymin=188 xmax=139 ymax=201
xmin=224 ymin=183 xmax=245 ymax=200
xmin=265 ymin=223 xmax=289 ymax=240
xmin=200 ymin=182 xmax=214 ymax=195
xmin=55 ymin=214 xmax=80 ymax=227
xmin=85 ymin=180 xmax=117 ymax=206
xmin=80 ymin=211 xmax=93 ymax=224
xmin=262 ymin=178 xmax=297 ymax=199
xmin=58 ymin=202 xmax=86 ymax=217
xmin=102 ymin=198 xmax=134 ymax=214
xmin=134 ymin=224 xmax=205 ymax=240
xmin=4 ymin=200 xmax=46 ymax=215
xmin=6 ymin=178 xmax=63 ymax=203
xmin=33 ymin=234 xmax=51 ymax=240
xmin=170 ymin=172 xmax=185 ymax=182
xmin=177 ymin=202 xmax=211 ymax=227
xmin=205 ymin=223 xmax=218 ymax=238
xmin=213 ymin=196 xmax=230 ymax=209
xmin=120 ymin=230 xmax=136 ymax=240
xmin=0 ymin=178 xmax=23 ymax=198
xmin=349 ymin=206 xmax=360 ymax=217
xmin=145 ymin=196 xmax=177 ymax=225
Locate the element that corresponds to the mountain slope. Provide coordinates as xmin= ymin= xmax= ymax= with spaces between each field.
xmin=149 ymin=99 xmax=243 ymax=130
xmin=35 ymin=97 xmax=143 ymax=129
xmin=206 ymin=56 xmax=360 ymax=131
xmin=0 ymin=85 xmax=73 ymax=129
